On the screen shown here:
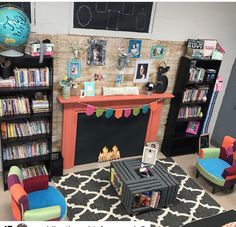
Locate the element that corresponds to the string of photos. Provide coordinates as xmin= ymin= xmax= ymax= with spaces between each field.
xmin=80 ymin=99 xmax=163 ymax=118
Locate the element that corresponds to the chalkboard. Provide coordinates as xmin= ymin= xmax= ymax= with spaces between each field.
xmin=73 ymin=2 xmax=153 ymax=33
xmin=0 ymin=2 xmax=31 ymax=23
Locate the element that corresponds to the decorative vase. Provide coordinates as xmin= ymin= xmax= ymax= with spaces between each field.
xmin=62 ymin=86 xmax=71 ymax=99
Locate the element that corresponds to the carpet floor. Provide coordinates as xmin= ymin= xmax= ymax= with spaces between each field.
xmin=53 ymin=158 xmax=224 ymax=226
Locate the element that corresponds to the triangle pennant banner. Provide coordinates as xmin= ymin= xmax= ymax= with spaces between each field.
xmin=142 ymin=105 xmax=149 ymax=114
xmin=115 ymin=109 xmax=123 ymax=119
xmin=105 ymin=109 xmax=114 ymax=118
xmin=85 ymin=105 xmax=96 ymax=116
xmin=150 ymin=102 xmax=158 ymax=111
xmin=124 ymin=108 xmax=132 ymax=118
xmin=133 ymin=107 xmax=140 ymax=116
xmin=96 ymin=108 xmax=104 ymax=117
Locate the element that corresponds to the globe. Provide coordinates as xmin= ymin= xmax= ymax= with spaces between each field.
xmin=0 ymin=6 xmax=30 ymax=48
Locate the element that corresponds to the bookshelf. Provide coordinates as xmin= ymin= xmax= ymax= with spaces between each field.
xmin=0 ymin=54 xmax=53 ymax=190
xmin=161 ymin=56 xmax=221 ymax=157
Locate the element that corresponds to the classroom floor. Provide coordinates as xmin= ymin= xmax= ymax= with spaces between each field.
xmin=0 ymin=153 xmax=235 ymax=221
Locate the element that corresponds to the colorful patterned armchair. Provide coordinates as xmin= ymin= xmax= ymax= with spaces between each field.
xmin=8 ymin=166 xmax=67 ymax=221
xmin=196 ymin=136 xmax=236 ymax=193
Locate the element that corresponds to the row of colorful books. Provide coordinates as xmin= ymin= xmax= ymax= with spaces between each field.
xmin=110 ymin=168 xmax=123 ymax=196
xmin=182 ymin=86 xmax=209 ymax=103
xmin=22 ymin=164 xmax=48 ymax=179
xmin=0 ymin=97 xmax=30 ymax=116
xmin=32 ymin=100 xmax=49 ymax=113
xmin=178 ymin=106 xmax=202 ymax=119
xmin=3 ymin=142 xmax=49 ymax=161
xmin=133 ymin=191 xmax=161 ymax=209
xmin=189 ymin=67 xmax=205 ymax=83
xmin=1 ymin=120 xmax=50 ymax=139
xmin=13 ymin=67 xmax=50 ymax=87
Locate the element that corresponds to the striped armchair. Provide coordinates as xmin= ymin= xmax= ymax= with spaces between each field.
xmin=196 ymin=136 xmax=236 ymax=193
xmin=8 ymin=166 xmax=67 ymax=221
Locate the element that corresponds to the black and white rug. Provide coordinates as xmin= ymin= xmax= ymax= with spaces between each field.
xmin=53 ymin=158 xmax=224 ymax=226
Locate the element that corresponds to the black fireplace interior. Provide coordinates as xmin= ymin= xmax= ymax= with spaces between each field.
xmin=74 ymin=111 xmax=150 ymax=165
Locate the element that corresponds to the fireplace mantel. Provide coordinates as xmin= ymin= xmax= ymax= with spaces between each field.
xmin=57 ymin=93 xmax=174 ymax=169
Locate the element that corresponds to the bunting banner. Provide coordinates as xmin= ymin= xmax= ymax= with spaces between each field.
xmin=133 ymin=107 xmax=140 ymax=116
xmin=86 ymin=105 xmax=96 ymax=116
xmin=80 ymin=100 xmax=161 ymax=119
xmin=124 ymin=108 xmax=132 ymax=118
xmin=96 ymin=108 xmax=104 ymax=117
xmin=142 ymin=105 xmax=149 ymax=114
xmin=115 ymin=109 xmax=123 ymax=119
xmin=105 ymin=109 xmax=114 ymax=118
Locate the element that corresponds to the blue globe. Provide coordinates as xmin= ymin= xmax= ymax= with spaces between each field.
xmin=0 ymin=6 xmax=30 ymax=47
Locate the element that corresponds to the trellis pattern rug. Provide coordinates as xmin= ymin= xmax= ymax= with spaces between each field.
xmin=53 ymin=158 xmax=224 ymax=226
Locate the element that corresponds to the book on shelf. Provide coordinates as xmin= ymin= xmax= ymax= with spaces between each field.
xmin=21 ymin=164 xmax=48 ymax=179
xmin=1 ymin=120 xmax=49 ymax=139
xmin=0 ymin=77 xmax=15 ymax=87
xmin=133 ymin=190 xmax=161 ymax=209
xmin=189 ymin=67 xmax=205 ymax=83
xmin=110 ymin=167 xmax=123 ymax=196
xmin=3 ymin=142 xmax=49 ymax=160
xmin=182 ymin=86 xmax=209 ymax=103
xmin=178 ymin=106 xmax=202 ymax=119
xmin=13 ymin=67 xmax=50 ymax=87
xmin=0 ymin=96 xmax=31 ymax=116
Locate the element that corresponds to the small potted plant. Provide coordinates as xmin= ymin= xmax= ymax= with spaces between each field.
xmin=60 ymin=77 xmax=78 ymax=99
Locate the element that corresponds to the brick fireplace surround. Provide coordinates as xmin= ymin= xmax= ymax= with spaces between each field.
xmin=57 ymin=93 xmax=174 ymax=169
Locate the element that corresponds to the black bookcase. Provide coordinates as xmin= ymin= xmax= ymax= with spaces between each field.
xmin=161 ymin=56 xmax=221 ymax=157
xmin=0 ymin=54 xmax=53 ymax=190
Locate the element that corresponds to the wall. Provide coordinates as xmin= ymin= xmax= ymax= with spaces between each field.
xmin=33 ymin=2 xmax=236 ymax=141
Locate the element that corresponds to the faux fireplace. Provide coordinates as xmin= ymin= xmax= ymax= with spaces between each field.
xmin=57 ymin=94 xmax=174 ymax=169
xmin=75 ymin=111 xmax=150 ymax=165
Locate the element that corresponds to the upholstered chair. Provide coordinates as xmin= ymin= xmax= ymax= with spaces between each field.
xmin=196 ymin=136 xmax=236 ymax=193
xmin=8 ymin=166 xmax=67 ymax=221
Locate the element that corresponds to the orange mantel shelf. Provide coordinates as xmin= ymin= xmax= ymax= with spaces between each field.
xmin=57 ymin=93 xmax=174 ymax=169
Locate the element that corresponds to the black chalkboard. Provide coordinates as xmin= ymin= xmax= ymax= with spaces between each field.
xmin=73 ymin=2 xmax=153 ymax=33
xmin=0 ymin=2 xmax=31 ymax=23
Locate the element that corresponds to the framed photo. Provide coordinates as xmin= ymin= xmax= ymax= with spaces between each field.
xmin=84 ymin=81 xmax=95 ymax=96
xmin=186 ymin=121 xmax=200 ymax=135
xmin=68 ymin=59 xmax=81 ymax=79
xmin=87 ymin=39 xmax=107 ymax=66
xmin=142 ymin=145 xmax=158 ymax=165
xmin=145 ymin=141 xmax=159 ymax=150
xmin=133 ymin=60 xmax=150 ymax=83
xmin=128 ymin=39 xmax=142 ymax=58
xmin=150 ymin=45 xmax=165 ymax=59
xmin=199 ymin=133 xmax=210 ymax=149
xmin=115 ymin=74 xmax=124 ymax=86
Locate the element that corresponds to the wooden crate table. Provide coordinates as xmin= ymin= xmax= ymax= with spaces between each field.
xmin=110 ymin=158 xmax=179 ymax=215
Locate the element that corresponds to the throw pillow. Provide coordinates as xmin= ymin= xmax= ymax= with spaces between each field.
xmin=220 ymin=140 xmax=236 ymax=166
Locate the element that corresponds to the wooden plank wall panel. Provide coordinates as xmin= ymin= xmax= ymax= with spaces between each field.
xmin=27 ymin=34 xmax=185 ymax=152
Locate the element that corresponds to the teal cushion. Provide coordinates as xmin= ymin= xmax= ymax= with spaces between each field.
xmin=28 ymin=186 xmax=66 ymax=219
xmin=197 ymin=158 xmax=231 ymax=179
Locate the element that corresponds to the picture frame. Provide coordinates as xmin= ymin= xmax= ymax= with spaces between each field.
xmin=87 ymin=39 xmax=107 ymax=66
xmin=150 ymin=45 xmax=165 ymax=59
xmin=142 ymin=145 xmax=158 ymax=165
xmin=115 ymin=74 xmax=124 ymax=86
xmin=84 ymin=81 xmax=95 ymax=96
xmin=133 ymin=60 xmax=150 ymax=83
xmin=68 ymin=59 xmax=81 ymax=79
xmin=128 ymin=39 xmax=142 ymax=58
xmin=186 ymin=121 xmax=200 ymax=135
xmin=199 ymin=133 xmax=210 ymax=149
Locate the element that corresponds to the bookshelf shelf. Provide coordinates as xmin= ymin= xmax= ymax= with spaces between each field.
xmin=2 ymin=133 xmax=51 ymax=146
xmin=162 ymin=56 xmax=221 ymax=157
xmin=0 ymin=86 xmax=52 ymax=94
xmin=0 ymin=55 xmax=53 ymax=191
xmin=3 ymin=154 xmax=50 ymax=168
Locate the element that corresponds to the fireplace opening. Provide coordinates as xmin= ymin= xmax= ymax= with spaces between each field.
xmin=74 ymin=111 xmax=150 ymax=165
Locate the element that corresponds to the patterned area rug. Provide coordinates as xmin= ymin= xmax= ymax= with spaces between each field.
xmin=53 ymin=158 xmax=224 ymax=226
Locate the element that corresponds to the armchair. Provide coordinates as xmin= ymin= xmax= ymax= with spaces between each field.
xmin=196 ymin=136 xmax=236 ymax=193
xmin=8 ymin=166 xmax=67 ymax=221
